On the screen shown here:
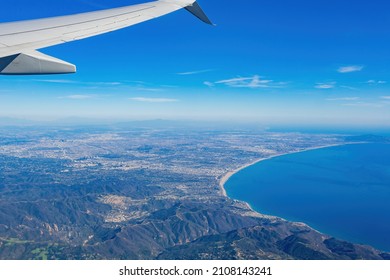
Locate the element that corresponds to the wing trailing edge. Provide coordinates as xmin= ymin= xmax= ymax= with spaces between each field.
xmin=0 ymin=51 xmax=76 ymax=75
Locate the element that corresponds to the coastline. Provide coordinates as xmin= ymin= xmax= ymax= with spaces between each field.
xmin=219 ymin=143 xmax=346 ymax=199
xmin=218 ymin=141 xmax=390 ymax=253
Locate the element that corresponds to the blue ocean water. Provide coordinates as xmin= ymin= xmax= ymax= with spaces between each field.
xmin=225 ymin=143 xmax=390 ymax=252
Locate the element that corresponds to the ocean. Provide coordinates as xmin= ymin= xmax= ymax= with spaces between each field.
xmin=224 ymin=143 xmax=390 ymax=252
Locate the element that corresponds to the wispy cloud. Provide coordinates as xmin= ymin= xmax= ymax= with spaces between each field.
xmin=208 ymin=75 xmax=283 ymax=89
xmin=339 ymin=97 xmax=390 ymax=107
xmin=327 ymin=97 xmax=360 ymax=101
xmin=133 ymin=87 xmax=165 ymax=92
xmin=128 ymin=97 xmax=179 ymax=103
xmin=34 ymin=79 xmax=78 ymax=84
xmin=13 ymin=77 xmax=166 ymax=93
xmin=203 ymin=81 xmax=215 ymax=87
xmin=216 ymin=76 xmax=269 ymax=88
xmin=343 ymin=101 xmax=385 ymax=108
xmin=122 ymin=80 xmax=166 ymax=92
xmin=315 ymin=82 xmax=336 ymax=89
xmin=340 ymin=85 xmax=359 ymax=91
xmin=337 ymin=65 xmax=364 ymax=73
xmin=34 ymin=79 xmax=122 ymax=86
xmin=59 ymin=95 xmax=95 ymax=100
xmin=177 ymin=69 xmax=214 ymax=75
xmin=93 ymin=82 xmax=122 ymax=86
xmin=367 ymin=80 xmax=387 ymax=85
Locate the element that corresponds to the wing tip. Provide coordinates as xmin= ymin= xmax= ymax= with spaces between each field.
xmin=185 ymin=1 xmax=214 ymax=25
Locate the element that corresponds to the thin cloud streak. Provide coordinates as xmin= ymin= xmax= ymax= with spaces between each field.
xmin=204 ymin=81 xmax=215 ymax=87
xmin=132 ymin=87 xmax=165 ymax=92
xmin=338 ymin=65 xmax=364 ymax=73
xmin=315 ymin=82 xmax=336 ymax=89
xmin=209 ymin=75 xmax=283 ymax=89
xmin=327 ymin=97 xmax=360 ymax=101
xmin=34 ymin=79 xmax=122 ymax=86
xmin=343 ymin=102 xmax=384 ymax=108
xmin=129 ymin=97 xmax=179 ymax=103
xmin=177 ymin=69 xmax=214 ymax=75
xmin=367 ymin=80 xmax=387 ymax=85
xmin=340 ymin=85 xmax=360 ymax=91
xmin=59 ymin=95 xmax=95 ymax=100
xmin=34 ymin=79 xmax=78 ymax=84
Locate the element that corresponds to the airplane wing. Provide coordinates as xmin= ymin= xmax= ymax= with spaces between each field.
xmin=0 ymin=0 xmax=212 ymax=75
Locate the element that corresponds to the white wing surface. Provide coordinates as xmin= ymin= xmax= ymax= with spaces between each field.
xmin=0 ymin=0 xmax=212 ymax=75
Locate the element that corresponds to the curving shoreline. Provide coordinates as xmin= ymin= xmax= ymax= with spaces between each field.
xmin=219 ymin=144 xmax=346 ymax=199
xmin=217 ymin=141 xmax=390 ymax=254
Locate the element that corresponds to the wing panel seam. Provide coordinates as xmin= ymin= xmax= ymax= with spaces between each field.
xmin=0 ymin=6 xmax=155 ymax=37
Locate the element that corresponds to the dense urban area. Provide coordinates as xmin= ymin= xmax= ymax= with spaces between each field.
xmin=0 ymin=124 xmax=388 ymax=260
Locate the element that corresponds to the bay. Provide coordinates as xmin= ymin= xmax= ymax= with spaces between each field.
xmin=225 ymin=143 xmax=390 ymax=252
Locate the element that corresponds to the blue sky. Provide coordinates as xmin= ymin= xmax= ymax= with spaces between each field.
xmin=0 ymin=0 xmax=390 ymax=128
